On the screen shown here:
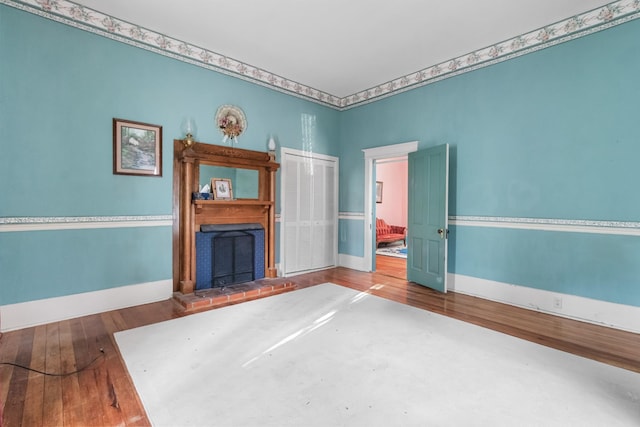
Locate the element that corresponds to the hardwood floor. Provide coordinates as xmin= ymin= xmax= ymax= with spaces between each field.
xmin=2 ymin=267 xmax=639 ymax=426
xmin=375 ymin=254 xmax=406 ymax=279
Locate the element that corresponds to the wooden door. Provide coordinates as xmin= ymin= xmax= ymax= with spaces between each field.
xmin=407 ymin=144 xmax=449 ymax=292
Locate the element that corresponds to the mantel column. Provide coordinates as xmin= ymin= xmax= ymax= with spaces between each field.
xmin=266 ymin=166 xmax=278 ymax=278
xmin=180 ymin=157 xmax=195 ymax=294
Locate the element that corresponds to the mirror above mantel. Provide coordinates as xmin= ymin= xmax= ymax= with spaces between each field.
xmin=199 ymin=164 xmax=259 ymax=199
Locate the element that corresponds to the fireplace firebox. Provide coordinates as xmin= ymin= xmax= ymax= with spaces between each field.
xmin=195 ymin=223 xmax=265 ymax=290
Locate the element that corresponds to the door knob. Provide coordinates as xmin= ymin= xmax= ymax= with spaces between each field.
xmin=437 ymin=228 xmax=444 ymax=239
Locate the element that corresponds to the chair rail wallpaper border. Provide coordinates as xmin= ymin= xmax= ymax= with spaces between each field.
xmin=334 ymin=214 xmax=640 ymax=236
xmin=451 ymin=215 xmax=640 ymax=236
xmin=339 ymin=212 xmax=365 ymax=220
xmin=0 ymin=215 xmax=172 ymax=232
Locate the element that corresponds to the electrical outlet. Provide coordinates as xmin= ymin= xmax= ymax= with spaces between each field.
xmin=553 ymin=296 xmax=563 ymax=309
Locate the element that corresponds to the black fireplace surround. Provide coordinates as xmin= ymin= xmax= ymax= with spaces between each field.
xmin=195 ymin=223 xmax=265 ymax=290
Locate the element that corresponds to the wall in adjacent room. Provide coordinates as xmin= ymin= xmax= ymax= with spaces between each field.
xmin=375 ymin=160 xmax=408 ymax=228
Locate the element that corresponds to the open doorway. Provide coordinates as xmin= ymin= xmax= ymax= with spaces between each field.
xmin=375 ymin=158 xmax=408 ymax=279
xmin=362 ymin=141 xmax=418 ymax=276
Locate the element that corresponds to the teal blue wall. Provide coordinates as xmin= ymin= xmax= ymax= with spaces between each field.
xmin=449 ymin=227 xmax=640 ymax=305
xmin=339 ymin=19 xmax=640 ymax=306
xmin=338 ymin=219 xmax=365 ymax=255
xmin=2 ymin=4 xmax=640 ymax=309
xmin=0 ymin=228 xmax=171 ymax=303
xmin=0 ymin=5 xmax=339 ymax=305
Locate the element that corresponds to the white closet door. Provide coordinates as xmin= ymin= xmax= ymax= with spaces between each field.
xmin=311 ymin=159 xmax=336 ymax=269
xmin=282 ymin=150 xmax=338 ymax=275
xmin=283 ymin=155 xmax=303 ymax=273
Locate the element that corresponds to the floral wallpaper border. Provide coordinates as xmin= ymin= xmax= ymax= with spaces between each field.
xmin=3 ymin=214 xmax=639 ymax=235
xmin=450 ymin=216 xmax=640 ymax=237
xmin=0 ymin=215 xmax=173 ymax=232
xmin=338 ymin=214 xmax=640 ymax=236
xmin=344 ymin=1 xmax=640 ymax=109
xmin=0 ymin=215 xmax=172 ymax=224
xmin=2 ymin=0 xmax=639 ymax=110
xmin=450 ymin=216 xmax=640 ymax=230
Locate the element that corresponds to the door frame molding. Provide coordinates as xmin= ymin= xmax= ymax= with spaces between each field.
xmin=280 ymin=147 xmax=339 ymax=276
xmin=363 ymin=141 xmax=418 ymax=271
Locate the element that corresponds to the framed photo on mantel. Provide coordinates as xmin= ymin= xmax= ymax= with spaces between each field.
xmin=212 ymin=178 xmax=233 ymax=200
xmin=113 ymin=118 xmax=162 ymax=177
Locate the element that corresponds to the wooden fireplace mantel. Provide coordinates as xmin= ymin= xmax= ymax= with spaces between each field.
xmin=172 ymin=140 xmax=280 ymax=294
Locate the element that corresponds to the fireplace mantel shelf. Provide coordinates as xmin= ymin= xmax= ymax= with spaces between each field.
xmin=193 ymin=200 xmax=274 ymax=206
xmin=193 ymin=199 xmax=274 ymax=215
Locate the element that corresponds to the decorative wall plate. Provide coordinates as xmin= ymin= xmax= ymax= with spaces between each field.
xmin=215 ymin=105 xmax=247 ymax=144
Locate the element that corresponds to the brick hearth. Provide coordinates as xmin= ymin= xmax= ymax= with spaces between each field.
xmin=173 ymin=278 xmax=296 ymax=311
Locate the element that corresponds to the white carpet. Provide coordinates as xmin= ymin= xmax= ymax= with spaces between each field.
xmin=115 ymin=283 xmax=640 ymax=426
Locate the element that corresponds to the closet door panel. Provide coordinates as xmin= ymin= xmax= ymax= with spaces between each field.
xmin=282 ymin=151 xmax=338 ymax=275
xmin=297 ymin=158 xmax=314 ymax=272
xmin=283 ymin=157 xmax=301 ymax=272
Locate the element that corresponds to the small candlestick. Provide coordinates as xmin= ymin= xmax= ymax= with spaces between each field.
xmin=181 ymin=118 xmax=197 ymax=148
xmin=267 ymin=136 xmax=276 ymax=160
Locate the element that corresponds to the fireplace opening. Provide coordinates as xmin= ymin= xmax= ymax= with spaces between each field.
xmin=195 ymin=223 xmax=265 ymax=290
xmin=212 ymin=231 xmax=254 ymax=285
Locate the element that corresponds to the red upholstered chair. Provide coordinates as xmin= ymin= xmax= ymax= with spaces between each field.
xmin=376 ymin=218 xmax=406 ymax=247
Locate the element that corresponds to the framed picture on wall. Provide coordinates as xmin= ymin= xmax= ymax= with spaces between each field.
xmin=212 ymin=178 xmax=233 ymax=200
xmin=113 ymin=118 xmax=162 ymax=176
xmin=376 ymin=181 xmax=383 ymax=203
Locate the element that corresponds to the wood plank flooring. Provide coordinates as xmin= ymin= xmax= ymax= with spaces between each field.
xmin=375 ymin=254 xmax=406 ymax=279
xmin=1 ymin=267 xmax=639 ymax=426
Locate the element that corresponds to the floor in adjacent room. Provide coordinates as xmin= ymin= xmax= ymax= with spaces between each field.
xmin=375 ymin=254 xmax=406 ymax=280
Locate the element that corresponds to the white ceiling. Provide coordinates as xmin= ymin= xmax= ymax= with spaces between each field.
xmin=72 ymin=0 xmax=611 ymax=98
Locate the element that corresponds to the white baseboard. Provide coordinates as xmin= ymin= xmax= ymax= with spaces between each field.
xmin=3 ymin=271 xmax=637 ymax=335
xmin=0 ymin=279 xmax=173 ymax=332
xmin=281 ymin=253 xmax=368 ymax=278
xmin=338 ymin=254 xmax=368 ymax=272
xmin=449 ymin=273 xmax=640 ymax=334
